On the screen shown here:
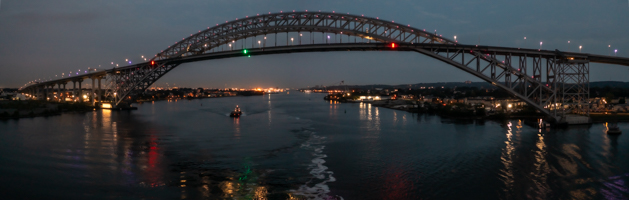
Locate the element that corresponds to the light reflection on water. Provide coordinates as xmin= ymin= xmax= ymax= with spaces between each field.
xmin=500 ymin=121 xmax=516 ymax=199
xmin=0 ymin=93 xmax=628 ymax=199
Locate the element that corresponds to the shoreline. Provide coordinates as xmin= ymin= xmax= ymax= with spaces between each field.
xmin=347 ymin=99 xmax=629 ymax=125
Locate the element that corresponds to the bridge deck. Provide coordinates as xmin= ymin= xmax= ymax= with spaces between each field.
xmin=20 ymin=43 xmax=629 ymax=91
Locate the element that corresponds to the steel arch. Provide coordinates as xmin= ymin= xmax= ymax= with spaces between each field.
xmin=107 ymin=12 xmax=564 ymax=121
xmin=153 ymin=11 xmax=453 ymax=61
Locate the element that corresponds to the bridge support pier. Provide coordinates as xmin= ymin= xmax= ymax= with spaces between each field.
xmin=97 ymin=77 xmax=102 ymax=106
xmin=78 ymin=80 xmax=83 ymax=103
xmin=41 ymin=86 xmax=45 ymax=101
xmin=48 ymin=85 xmax=52 ymax=101
xmin=557 ymin=60 xmax=590 ymax=124
xmin=57 ymin=83 xmax=61 ymax=102
xmin=91 ymin=78 xmax=96 ymax=106
xmin=43 ymin=85 xmax=48 ymax=101
xmin=72 ymin=81 xmax=77 ymax=102
xmin=62 ymin=82 xmax=67 ymax=101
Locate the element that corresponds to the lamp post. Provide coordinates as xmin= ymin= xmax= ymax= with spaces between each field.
xmin=579 ymin=46 xmax=582 ymax=53
xmin=299 ymin=33 xmax=302 ymax=45
xmin=540 ymin=42 xmax=542 ymax=50
xmin=615 ymin=49 xmax=618 ymax=56
xmin=258 ymin=40 xmax=261 ymax=48
xmin=454 ymin=35 xmax=457 ymax=42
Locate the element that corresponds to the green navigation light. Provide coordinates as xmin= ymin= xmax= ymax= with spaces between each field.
xmin=243 ymin=49 xmax=248 ymax=54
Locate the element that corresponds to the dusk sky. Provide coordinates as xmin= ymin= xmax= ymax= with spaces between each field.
xmin=1 ymin=0 xmax=628 ymax=89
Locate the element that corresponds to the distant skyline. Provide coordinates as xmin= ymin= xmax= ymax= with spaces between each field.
xmin=1 ymin=0 xmax=628 ymax=88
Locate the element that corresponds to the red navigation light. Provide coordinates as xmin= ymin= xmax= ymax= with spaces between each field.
xmin=151 ymin=60 xmax=155 ymax=65
xmin=390 ymin=43 xmax=396 ymax=48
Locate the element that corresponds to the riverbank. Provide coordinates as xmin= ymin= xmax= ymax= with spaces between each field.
xmin=0 ymin=100 xmax=94 ymax=120
xmin=367 ymin=100 xmax=629 ymax=124
xmin=590 ymin=113 xmax=629 ymax=123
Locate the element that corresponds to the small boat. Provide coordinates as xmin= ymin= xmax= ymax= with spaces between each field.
xmin=230 ymin=105 xmax=242 ymax=117
xmin=607 ymin=123 xmax=622 ymax=135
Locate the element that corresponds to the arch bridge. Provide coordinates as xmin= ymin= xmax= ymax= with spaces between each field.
xmin=19 ymin=11 xmax=629 ymax=123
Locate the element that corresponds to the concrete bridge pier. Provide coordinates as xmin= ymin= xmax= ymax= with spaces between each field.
xmin=91 ymin=77 xmax=96 ymax=106
xmin=97 ymin=77 xmax=102 ymax=106
xmin=62 ymin=82 xmax=67 ymax=101
xmin=78 ymin=79 xmax=83 ymax=103
xmin=57 ymin=83 xmax=62 ymax=102
xmin=72 ymin=81 xmax=77 ymax=102
xmin=43 ymin=85 xmax=48 ymax=101
xmin=48 ymin=84 xmax=53 ymax=101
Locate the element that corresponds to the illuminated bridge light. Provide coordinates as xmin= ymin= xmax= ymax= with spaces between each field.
xmin=390 ymin=43 xmax=396 ymax=48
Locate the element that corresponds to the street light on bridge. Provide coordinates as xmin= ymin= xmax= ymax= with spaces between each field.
xmin=579 ymin=45 xmax=582 ymax=53
xmin=291 ymin=38 xmax=294 ymax=45
xmin=540 ymin=42 xmax=542 ymax=50
xmin=615 ymin=49 xmax=618 ymax=56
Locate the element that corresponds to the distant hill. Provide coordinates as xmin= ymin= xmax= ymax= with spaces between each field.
xmin=590 ymin=81 xmax=629 ymax=88
xmin=308 ymin=81 xmax=629 ymax=90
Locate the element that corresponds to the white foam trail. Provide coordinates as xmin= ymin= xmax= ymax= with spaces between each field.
xmin=291 ymin=130 xmax=343 ymax=200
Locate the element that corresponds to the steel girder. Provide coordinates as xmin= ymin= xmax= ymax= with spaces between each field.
xmin=410 ymin=46 xmax=560 ymax=120
xmin=558 ymin=61 xmax=589 ymax=117
xmin=153 ymin=11 xmax=453 ymax=61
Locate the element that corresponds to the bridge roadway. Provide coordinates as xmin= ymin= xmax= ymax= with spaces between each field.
xmin=24 ymin=43 xmax=629 ymax=88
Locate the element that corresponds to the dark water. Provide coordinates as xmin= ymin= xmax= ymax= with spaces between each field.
xmin=1 ymin=93 xmax=628 ymax=200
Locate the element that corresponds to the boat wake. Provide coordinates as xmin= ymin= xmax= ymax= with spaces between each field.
xmin=291 ymin=130 xmax=343 ymax=200
xmin=224 ymin=112 xmax=246 ymax=117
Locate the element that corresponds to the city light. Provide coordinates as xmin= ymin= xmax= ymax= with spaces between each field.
xmin=243 ymin=49 xmax=248 ymax=54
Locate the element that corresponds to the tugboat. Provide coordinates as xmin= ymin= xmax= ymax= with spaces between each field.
xmin=607 ymin=122 xmax=622 ymax=135
xmin=230 ymin=105 xmax=242 ymax=117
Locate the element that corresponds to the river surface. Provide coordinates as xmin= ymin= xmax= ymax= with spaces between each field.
xmin=1 ymin=93 xmax=628 ymax=200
